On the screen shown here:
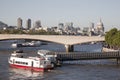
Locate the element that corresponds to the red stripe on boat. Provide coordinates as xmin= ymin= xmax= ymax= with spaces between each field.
xmin=9 ymin=64 xmax=47 ymax=72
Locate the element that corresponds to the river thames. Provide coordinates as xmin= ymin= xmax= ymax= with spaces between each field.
xmin=0 ymin=40 xmax=120 ymax=80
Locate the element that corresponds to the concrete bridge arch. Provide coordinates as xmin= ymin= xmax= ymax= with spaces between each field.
xmin=0 ymin=34 xmax=105 ymax=52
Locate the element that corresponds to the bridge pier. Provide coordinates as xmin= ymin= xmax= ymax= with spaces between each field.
xmin=65 ymin=44 xmax=74 ymax=52
xmin=116 ymin=50 xmax=120 ymax=64
xmin=117 ymin=58 xmax=120 ymax=64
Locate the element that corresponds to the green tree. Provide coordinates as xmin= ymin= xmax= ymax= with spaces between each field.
xmin=0 ymin=29 xmax=60 ymax=35
xmin=105 ymin=28 xmax=120 ymax=49
xmin=113 ymin=31 xmax=120 ymax=48
xmin=105 ymin=28 xmax=117 ymax=47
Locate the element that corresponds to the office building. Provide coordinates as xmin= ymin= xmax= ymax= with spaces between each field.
xmin=17 ymin=17 xmax=23 ymax=29
xmin=26 ymin=19 xmax=31 ymax=29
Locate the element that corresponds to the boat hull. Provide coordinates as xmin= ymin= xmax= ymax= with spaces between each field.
xmin=9 ymin=64 xmax=51 ymax=72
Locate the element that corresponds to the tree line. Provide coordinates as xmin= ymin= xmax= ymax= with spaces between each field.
xmin=105 ymin=28 xmax=120 ymax=49
xmin=0 ymin=29 xmax=60 ymax=35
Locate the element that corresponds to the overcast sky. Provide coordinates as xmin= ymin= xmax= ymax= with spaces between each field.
xmin=0 ymin=0 xmax=120 ymax=31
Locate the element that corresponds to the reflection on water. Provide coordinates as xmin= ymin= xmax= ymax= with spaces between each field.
xmin=8 ymin=67 xmax=67 ymax=80
xmin=74 ymin=43 xmax=102 ymax=52
xmin=9 ymin=68 xmax=44 ymax=80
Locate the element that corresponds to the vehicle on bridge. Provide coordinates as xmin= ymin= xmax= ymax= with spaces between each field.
xmin=8 ymin=50 xmax=57 ymax=72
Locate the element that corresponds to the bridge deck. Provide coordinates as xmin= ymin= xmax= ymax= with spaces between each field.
xmin=0 ymin=34 xmax=104 ymax=45
xmin=51 ymin=51 xmax=120 ymax=61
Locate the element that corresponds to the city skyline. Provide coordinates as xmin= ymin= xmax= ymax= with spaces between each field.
xmin=0 ymin=0 xmax=120 ymax=31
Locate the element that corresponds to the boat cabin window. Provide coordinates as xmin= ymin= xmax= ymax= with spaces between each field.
xmin=15 ymin=61 xmax=28 ymax=65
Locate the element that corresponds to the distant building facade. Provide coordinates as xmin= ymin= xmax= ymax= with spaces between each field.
xmin=33 ymin=20 xmax=42 ymax=29
xmin=17 ymin=18 xmax=23 ymax=29
xmin=58 ymin=23 xmax=64 ymax=29
xmin=96 ymin=19 xmax=104 ymax=35
xmin=87 ymin=19 xmax=105 ymax=36
xmin=0 ymin=21 xmax=8 ymax=29
xmin=89 ymin=22 xmax=94 ymax=31
xmin=26 ymin=19 xmax=31 ymax=29
xmin=65 ymin=22 xmax=73 ymax=28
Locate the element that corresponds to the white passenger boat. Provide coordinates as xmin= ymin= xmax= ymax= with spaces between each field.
xmin=8 ymin=50 xmax=57 ymax=72
xmin=11 ymin=41 xmax=41 ymax=48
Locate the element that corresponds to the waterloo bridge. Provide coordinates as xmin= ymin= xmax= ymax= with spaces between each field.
xmin=0 ymin=34 xmax=105 ymax=52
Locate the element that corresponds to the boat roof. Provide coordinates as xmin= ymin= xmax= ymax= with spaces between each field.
xmin=11 ymin=50 xmax=25 ymax=55
xmin=14 ymin=50 xmax=23 ymax=53
xmin=38 ymin=50 xmax=51 ymax=54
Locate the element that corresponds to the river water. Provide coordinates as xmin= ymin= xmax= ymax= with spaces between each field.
xmin=0 ymin=40 xmax=120 ymax=80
